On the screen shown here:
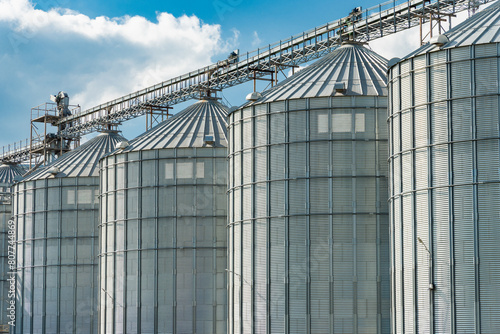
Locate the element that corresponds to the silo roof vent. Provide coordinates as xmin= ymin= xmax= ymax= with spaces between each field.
xmin=117 ymin=141 xmax=129 ymax=150
xmin=430 ymin=34 xmax=449 ymax=47
xmin=246 ymin=91 xmax=262 ymax=101
xmin=204 ymin=135 xmax=215 ymax=145
xmin=334 ymin=82 xmax=346 ymax=95
xmin=48 ymin=167 xmax=60 ymax=175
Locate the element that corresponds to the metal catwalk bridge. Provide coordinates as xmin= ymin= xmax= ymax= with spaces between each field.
xmin=0 ymin=0 xmax=494 ymax=163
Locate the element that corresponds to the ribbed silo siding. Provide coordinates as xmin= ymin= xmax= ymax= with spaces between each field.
xmin=13 ymin=177 xmax=99 ymax=334
xmin=228 ymin=96 xmax=390 ymax=334
xmin=0 ymin=203 xmax=12 ymax=328
xmin=388 ymin=43 xmax=500 ymax=333
xmin=0 ymin=165 xmax=25 ymax=330
xmin=99 ymin=147 xmax=227 ymax=334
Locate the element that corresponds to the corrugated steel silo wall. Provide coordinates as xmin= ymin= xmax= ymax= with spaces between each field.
xmin=0 ymin=201 xmax=13 ymax=332
xmin=13 ymin=177 xmax=99 ymax=333
xmin=388 ymin=43 xmax=500 ymax=333
xmin=228 ymin=96 xmax=390 ymax=333
xmin=99 ymin=148 xmax=227 ymax=333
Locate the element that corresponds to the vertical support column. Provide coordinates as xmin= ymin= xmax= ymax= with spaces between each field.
xmin=251 ymin=106 xmax=256 ymax=334
xmin=265 ymin=102 xmax=271 ymax=334
xmin=351 ymin=96 xmax=359 ymax=334
xmin=305 ymin=99 xmax=311 ymax=334
xmin=446 ymin=48 xmax=456 ymax=334
xmin=425 ymin=51 xmax=435 ymax=334
xmin=470 ymin=44 xmax=481 ymax=334
xmin=284 ymin=100 xmax=290 ymax=334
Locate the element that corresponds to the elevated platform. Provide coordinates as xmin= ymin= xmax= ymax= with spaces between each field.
xmin=0 ymin=0 xmax=495 ymax=162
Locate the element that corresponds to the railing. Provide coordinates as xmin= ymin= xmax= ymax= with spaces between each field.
xmin=55 ymin=0 xmax=493 ymax=137
xmin=1 ymin=140 xmax=30 ymax=164
xmin=0 ymin=0 xmax=495 ymax=162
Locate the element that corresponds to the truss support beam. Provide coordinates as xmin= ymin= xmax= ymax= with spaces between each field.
xmin=0 ymin=0 xmax=495 ymax=163
xmin=145 ymin=105 xmax=172 ymax=131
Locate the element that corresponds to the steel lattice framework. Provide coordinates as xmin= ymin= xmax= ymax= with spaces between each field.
xmin=0 ymin=0 xmax=494 ymax=163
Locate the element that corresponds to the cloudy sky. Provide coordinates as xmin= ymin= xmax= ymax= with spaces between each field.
xmin=0 ymin=0 xmax=482 ymax=149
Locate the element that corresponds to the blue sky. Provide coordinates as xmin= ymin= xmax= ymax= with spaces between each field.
xmin=47 ymin=0 xmax=384 ymax=44
xmin=0 ymin=0 xmax=475 ymax=149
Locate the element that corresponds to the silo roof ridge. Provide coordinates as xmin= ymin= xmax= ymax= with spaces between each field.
xmin=0 ymin=163 xmax=25 ymax=187
xmin=113 ymin=98 xmax=228 ymax=153
xmin=21 ymin=131 xmax=127 ymax=181
xmin=399 ymin=1 xmax=500 ymax=61
xmin=238 ymin=43 xmax=388 ymax=109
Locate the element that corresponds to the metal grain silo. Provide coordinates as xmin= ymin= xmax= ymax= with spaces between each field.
xmin=12 ymin=131 xmax=126 ymax=334
xmin=0 ymin=163 xmax=24 ymax=332
xmin=99 ymin=98 xmax=228 ymax=334
xmin=388 ymin=3 xmax=500 ymax=333
xmin=227 ymin=42 xmax=390 ymax=334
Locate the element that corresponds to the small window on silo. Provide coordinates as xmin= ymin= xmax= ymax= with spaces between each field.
xmin=196 ymin=162 xmax=205 ymax=178
xmin=78 ymin=189 xmax=92 ymax=204
xmin=66 ymin=189 xmax=75 ymax=205
xmin=318 ymin=114 xmax=329 ymax=133
xmin=355 ymin=113 xmax=365 ymax=132
xmin=165 ymin=162 xmax=174 ymax=179
xmin=177 ymin=162 xmax=193 ymax=179
xmin=332 ymin=114 xmax=351 ymax=132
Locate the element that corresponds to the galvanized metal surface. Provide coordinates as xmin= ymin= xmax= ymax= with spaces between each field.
xmin=388 ymin=20 xmax=500 ymax=333
xmin=228 ymin=43 xmax=390 ymax=334
xmin=0 ymin=163 xmax=23 ymax=329
xmin=1 ymin=0 xmax=496 ymax=164
xmin=21 ymin=131 xmax=126 ymax=181
xmin=12 ymin=132 xmax=126 ymax=334
xmin=242 ymin=43 xmax=388 ymax=104
xmin=49 ymin=0 xmax=492 ymax=139
xmin=0 ymin=163 xmax=25 ymax=192
xmin=401 ymin=0 xmax=500 ymax=60
xmin=0 ymin=204 xmax=12 ymax=330
xmin=117 ymin=99 xmax=228 ymax=152
xmin=99 ymin=99 xmax=228 ymax=334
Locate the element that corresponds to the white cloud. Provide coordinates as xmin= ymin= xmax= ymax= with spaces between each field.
xmin=369 ymin=6 xmax=488 ymax=60
xmin=0 ymin=0 xmax=236 ymax=147
xmin=251 ymin=31 xmax=261 ymax=48
xmin=287 ymin=64 xmax=308 ymax=77
xmin=1 ymin=1 xmax=222 ymax=47
xmin=369 ymin=27 xmax=421 ymax=60
xmin=0 ymin=0 xmax=495 ymax=149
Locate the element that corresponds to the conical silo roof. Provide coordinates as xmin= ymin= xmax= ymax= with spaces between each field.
xmin=22 ymin=131 xmax=127 ymax=181
xmin=245 ymin=42 xmax=387 ymax=105
xmin=402 ymin=0 xmax=500 ymax=59
xmin=0 ymin=163 xmax=25 ymax=188
xmin=118 ymin=98 xmax=228 ymax=153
